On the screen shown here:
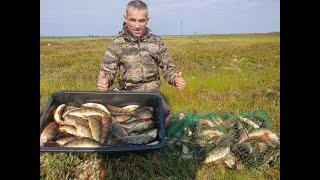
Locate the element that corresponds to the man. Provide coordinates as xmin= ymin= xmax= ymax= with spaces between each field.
xmin=97 ymin=0 xmax=185 ymax=126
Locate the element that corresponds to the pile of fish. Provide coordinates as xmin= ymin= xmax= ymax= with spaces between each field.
xmin=167 ymin=116 xmax=280 ymax=169
xmin=40 ymin=102 xmax=159 ymax=148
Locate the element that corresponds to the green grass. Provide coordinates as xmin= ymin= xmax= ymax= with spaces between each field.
xmin=40 ymin=33 xmax=280 ymax=179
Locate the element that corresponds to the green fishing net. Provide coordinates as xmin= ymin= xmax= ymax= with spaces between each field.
xmin=165 ymin=110 xmax=280 ymax=169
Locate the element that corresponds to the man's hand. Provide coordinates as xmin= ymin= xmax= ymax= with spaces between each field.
xmin=174 ymin=72 xmax=186 ymax=90
xmin=97 ymin=70 xmax=109 ymax=91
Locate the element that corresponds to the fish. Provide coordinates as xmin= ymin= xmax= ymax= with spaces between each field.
xmin=63 ymin=115 xmax=88 ymax=127
xmin=201 ymin=129 xmax=224 ymax=138
xmin=223 ymin=118 xmax=236 ymax=127
xmin=55 ymin=135 xmax=78 ymax=146
xmin=54 ymin=104 xmax=66 ymax=125
xmin=224 ymin=152 xmax=237 ymax=169
xmin=74 ymin=123 xmax=92 ymax=138
xmin=62 ymin=108 xmax=108 ymax=119
xmin=147 ymin=140 xmax=159 ymax=145
xmin=43 ymin=141 xmax=60 ymax=147
xmin=144 ymin=128 xmax=158 ymax=140
xmin=63 ymin=105 xmax=81 ymax=116
xmin=120 ymin=121 xmax=141 ymax=131
xmin=110 ymin=120 xmax=128 ymax=138
xmin=100 ymin=116 xmax=111 ymax=144
xmin=61 ymin=115 xmax=92 ymax=138
xmin=146 ymin=107 xmax=154 ymax=112
xmin=239 ymin=117 xmax=260 ymax=129
xmin=87 ymin=115 xmax=103 ymax=143
xmin=127 ymin=120 xmax=155 ymax=134
xmin=133 ymin=108 xmax=153 ymax=120
xmin=212 ymin=118 xmax=223 ymax=126
xmin=231 ymin=142 xmax=253 ymax=160
xmin=257 ymin=142 xmax=269 ymax=153
xmin=81 ymin=102 xmax=111 ymax=115
xmin=59 ymin=125 xmax=80 ymax=136
xmin=40 ymin=122 xmax=59 ymax=146
xmin=200 ymin=119 xmax=216 ymax=127
xmin=128 ymin=131 xmax=141 ymax=136
xmin=124 ymin=116 xmax=138 ymax=124
xmin=237 ymin=128 xmax=280 ymax=147
xmin=112 ymin=114 xmax=132 ymax=123
xmin=204 ymin=146 xmax=230 ymax=164
xmin=120 ymin=104 xmax=140 ymax=112
xmin=63 ymin=137 xmax=102 ymax=148
xmin=108 ymin=134 xmax=153 ymax=146
xmin=106 ymin=104 xmax=139 ymax=114
xmin=207 ymin=135 xmax=225 ymax=146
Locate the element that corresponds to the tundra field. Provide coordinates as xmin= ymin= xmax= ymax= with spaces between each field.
xmin=40 ymin=32 xmax=280 ymax=179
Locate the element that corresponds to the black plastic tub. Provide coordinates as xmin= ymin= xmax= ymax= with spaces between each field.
xmin=40 ymin=91 xmax=165 ymax=153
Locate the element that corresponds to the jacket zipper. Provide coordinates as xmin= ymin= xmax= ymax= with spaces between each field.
xmin=138 ymin=37 xmax=146 ymax=85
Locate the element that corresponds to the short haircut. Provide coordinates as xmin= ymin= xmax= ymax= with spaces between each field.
xmin=126 ymin=0 xmax=148 ymax=17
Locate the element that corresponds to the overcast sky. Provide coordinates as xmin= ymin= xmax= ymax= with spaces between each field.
xmin=40 ymin=0 xmax=280 ymax=36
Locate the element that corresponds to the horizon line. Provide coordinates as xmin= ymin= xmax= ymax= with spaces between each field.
xmin=40 ymin=32 xmax=280 ymax=38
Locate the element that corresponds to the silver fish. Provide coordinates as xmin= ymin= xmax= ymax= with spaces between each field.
xmin=63 ymin=137 xmax=102 ymax=148
xmin=256 ymin=142 xmax=269 ymax=153
xmin=106 ymin=104 xmax=139 ymax=114
xmin=239 ymin=117 xmax=260 ymax=129
xmin=59 ymin=125 xmax=80 ymax=136
xmin=62 ymin=108 xmax=108 ymax=119
xmin=237 ymin=128 xmax=280 ymax=147
xmin=204 ymin=146 xmax=230 ymax=164
xmin=146 ymin=107 xmax=154 ymax=112
xmin=199 ymin=119 xmax=216 ymax=127
xmin=224 ymin=152 xmax=237 ymax=169
xmin=147 ymin=140 xmax=159 ymax=145
xmin=63 ymin=115 xmax=88 ymax=127
xmin=120 ymin=104 xmax=140 ymax=112
xmin=112 ymin=115 xmax=132 ymax=123
xmin=54 ymin=104 xmax=66 ymax=125
xmin=127 ymin=120 xmax=155 ymax=134
xmin=120 ymin=121 xmax=140 ymax=131
xmin=63 ymin=105 xmax=81 ymax=117
xmin=201 ymin=129 xmax=224 ymax=138
xmin=133 ymin=108 xmax=153 ymax=120
xmin=63 ymin=115 xmax=92 ymax=138
xmin=144 ymin=128 xmax=158 ymax=140
xmin=100 ymin=116 xmax=111 ymax=144
xmin=128 ymin=131 xmax=141 ymax=136
xmin=74 ymin=123 xmax=92 ymax=138
xmin=55 ymin=135 xmax=78 ymax=146
xmin=81 ymin=102 xmax=111 ymax=115
xmin=40 ymin=122 xmax=59 ymax=146
xmin=108 ymin=134 xmax=153 ymax=146
xmin=87 ymin=116 xmax=103 ymax=143
xmin=44 ymin=141 xmax=60 ymax=147
xmin=110 ymin=120 xmax=128 ymax=138
xmin=123 ymin=116 xmax=138 ymax=124
xmin=212 ymin=118 xmax=223 ymax=126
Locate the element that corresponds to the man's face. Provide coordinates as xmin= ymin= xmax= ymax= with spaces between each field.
xmin=124 ymin=8 xmax=149 ymax=37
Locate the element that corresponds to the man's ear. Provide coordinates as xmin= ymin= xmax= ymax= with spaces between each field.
xmin=124 ymin=15 xmax=128 ymax=23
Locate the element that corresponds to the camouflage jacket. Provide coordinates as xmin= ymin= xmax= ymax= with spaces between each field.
xmin=100 ymin=26 xmax=179 ymax=92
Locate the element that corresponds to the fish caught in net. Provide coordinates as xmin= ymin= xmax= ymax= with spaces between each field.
xmin=165 ymin=110 xmax=280 ymax=169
